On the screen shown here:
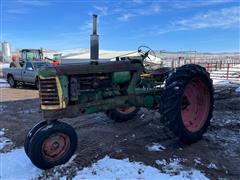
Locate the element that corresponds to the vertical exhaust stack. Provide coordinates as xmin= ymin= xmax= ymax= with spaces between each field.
xmin=90 ymin=14 xmax=99 ymax=60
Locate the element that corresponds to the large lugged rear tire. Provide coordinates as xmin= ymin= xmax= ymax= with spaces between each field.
xmin=106 ymin=106 xmax=139 ymax=122
xmin=160 ymin=64 xmax=214 ymax=144
xmin=27 ymin=121 xmax=77 ymax=169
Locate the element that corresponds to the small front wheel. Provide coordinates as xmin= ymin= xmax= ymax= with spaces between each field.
xmin=27 ymin=121 xmax=77 ymax=169
xmin=24 ymin=121 xmax=47 ymax=157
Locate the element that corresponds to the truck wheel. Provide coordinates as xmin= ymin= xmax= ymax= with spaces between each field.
xmin=160 ymin=64 xmax=214 ymax=144
xmin=24 ymin=121 xmax=47 ymax=157
xmin=27 ymin=121 xmax=77 ymax=169
xmin=7 ymin=75 xmax=17 ymax=88
xmin=35 ymin=79 xmax=40 ymax=90
xmin=106 ymin=106 xmax=139 ymax=122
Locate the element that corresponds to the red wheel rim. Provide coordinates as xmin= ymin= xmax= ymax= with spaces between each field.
xmin=116 ymin=106 xmax=136 ymax=114
xmin=42 ymin=133 xmax=70 ymax=161
xmin=181 ymin=77 xmax=210 ymax=132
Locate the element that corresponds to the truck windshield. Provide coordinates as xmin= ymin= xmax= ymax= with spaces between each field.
xmin=27 ymin=52 xmax=41 ymax=60
xmin=33 ymin=62 xmax=48 ymax=69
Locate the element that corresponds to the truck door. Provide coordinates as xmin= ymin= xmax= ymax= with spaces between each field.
xmin=22 ymin=62 xmax=36 ymax=83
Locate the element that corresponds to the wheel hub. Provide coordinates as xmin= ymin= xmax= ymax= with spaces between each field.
xmin=42 ymin=133 xmax=70 ymax=160
xmin=181 ymin=77 xmax=210 ymax=132
xmin=181 ymin=96 xmax=190 ymax=110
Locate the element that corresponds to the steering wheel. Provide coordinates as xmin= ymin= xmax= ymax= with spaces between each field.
xmin=137 ymin=45 xmax=157 ymax=70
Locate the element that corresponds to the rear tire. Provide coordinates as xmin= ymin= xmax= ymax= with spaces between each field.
xmin=106 ymin=106 xmax=139 ymax=122
xmin=7 ymin=75 xmax=17 ymax=88
xmin=160 ymin=64 xmax=214 ymax=144
xmin=27 ymin=121 xmax=77 ymax=169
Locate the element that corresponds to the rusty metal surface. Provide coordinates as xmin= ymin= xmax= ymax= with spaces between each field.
xmin=70 ymin=76 xmax=81 ymax=101
xmin=51 ymin=61 xmax=143 ymax=75
xmin=39 ymin=78 xmax=60 ymax=106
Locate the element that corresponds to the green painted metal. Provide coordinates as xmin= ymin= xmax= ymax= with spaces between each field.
xmin=143 ymin=95 xmax=155 ymax=107
xmin=112 ymin=71 xmax=131 ymax=84
xmin=39 ymin=68 xmax=57 ymax=78
xmin=59 ymin=76 xmax=69 ymax=103
xmin=127 ymin=71 xmax=142 ymax=94
xmin=39 ymin=58 xmax=167 ymax=120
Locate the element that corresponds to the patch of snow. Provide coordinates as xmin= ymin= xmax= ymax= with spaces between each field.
xmin=235 ymin=87 xmax=240 ymax=92
xmin=0 ymin=137 xmax=12 ymax=150
xmin=0 ymin=129 xmax=5 ymax=136
xmin=19 ymin=108 xmax=39 ymax=114
xmin=155 ymin=158 xmax=207 ymax=180
xmin=213 ymin=79 xmax=230 ymax=85
xmin=207 ymin=163 xmax=218 ymax=169
xmin=0 ymin=83 xmax=9 ymax=88
xmin=146 ymin=143 xmax=166 ymax=151
xmin=165 ymin=158 xmax=182 ymax=172
xmin=61 ymin=156 xmax=208 ymax=180
xmin=0 ymin=78 xmax=9 ymax=88
xmin=0 ymin=64 xmax=10 ymax=69
xmin=157 ymin=157 xmax=189 ymax=175
xmin=0 ymin=78 xmax=7 ymax=83
xmin=156 ymin=159 xmax=167 ymax=166
xmin=0 ymin=105 xmax=7 ymax=113
xmin=0 ymin=129 xmax=12 ymax=150
xmin=194 ymin=158 xmax=203 ymax=165
xmin=0 ymin=148 xmax=42 ymax=179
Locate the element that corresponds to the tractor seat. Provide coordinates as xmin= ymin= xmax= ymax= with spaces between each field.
xmin=145 ymin=67 xmax=172 ymax=76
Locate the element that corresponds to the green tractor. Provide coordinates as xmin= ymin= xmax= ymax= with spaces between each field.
xmin=10 ymin=49 xmax=44 ymax=67
xmin=24 ymin=46 xmax=214 ymax=169
xmin=10 ymin=49 xmax=60 ymax=67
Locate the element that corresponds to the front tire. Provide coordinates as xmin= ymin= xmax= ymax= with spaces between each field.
xmin=24 ymin=121 xmax=48 ymax=157
xmin=27 ymin=121 xmax=77 ymax=169
xmin=160 ymin=64 xmax=214 ymax=144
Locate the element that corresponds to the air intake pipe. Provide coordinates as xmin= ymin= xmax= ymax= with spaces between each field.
xmin=90 ymin=14 xmax=99 ymax=60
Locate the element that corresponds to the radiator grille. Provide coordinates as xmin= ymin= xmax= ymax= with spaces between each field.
xmin=39 ymin=77 xmax=60 ymax=106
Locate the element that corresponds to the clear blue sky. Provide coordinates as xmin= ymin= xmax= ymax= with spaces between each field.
xmin=1 ymin=0 xmax=240 ymax=52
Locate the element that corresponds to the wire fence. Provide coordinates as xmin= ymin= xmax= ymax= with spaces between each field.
xmin=170 ymin=58 xmax=240 ymax=82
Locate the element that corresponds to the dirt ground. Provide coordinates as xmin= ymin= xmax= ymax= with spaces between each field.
xmin=0 ymin=84 xmax=240 ymax=180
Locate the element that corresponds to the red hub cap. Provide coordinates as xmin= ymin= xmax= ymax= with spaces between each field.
xmin=181 ymin=77 xmax=210 ymax=132
xmin=42 ymin=133 xmax=70 ymax=161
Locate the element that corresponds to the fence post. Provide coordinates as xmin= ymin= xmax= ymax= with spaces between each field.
xmin=226 ymin=63 xmax=230 ymax=80
xmin=171 ymin=60 xmax=174 ymax=68
xmin=207 ymin=63 xmax=210 ymax=72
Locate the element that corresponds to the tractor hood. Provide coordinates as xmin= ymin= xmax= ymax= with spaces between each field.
xmin=39 ymin=60 xmax=143 ymax=78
